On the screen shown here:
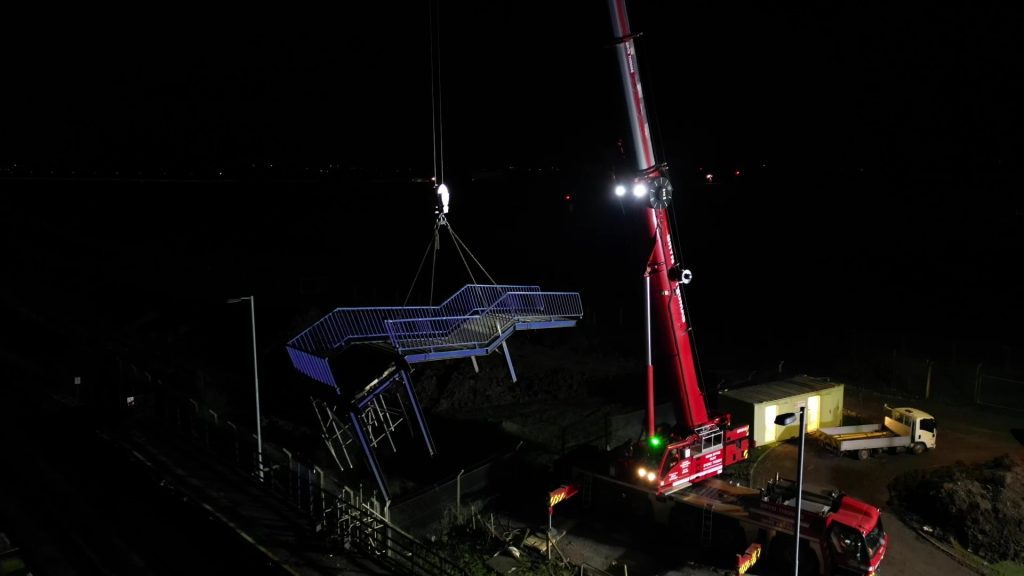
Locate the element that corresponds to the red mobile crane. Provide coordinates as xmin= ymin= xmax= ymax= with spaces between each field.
xmin=607 ymin=0 xmax=749 ymax=496
xmin=590 ymin=3 xmax=890 ymax=573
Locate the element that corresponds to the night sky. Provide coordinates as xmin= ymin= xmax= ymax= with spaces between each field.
xmin=3 ymin=1 xmax=1023 ymax=387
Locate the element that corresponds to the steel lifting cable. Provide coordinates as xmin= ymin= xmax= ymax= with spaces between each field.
xmin=428 ymin=0 xmax=445 ymax=188
xmin=403 ymin=218 xmax=497 ymax=306
xmin=446 ymin=224 xmax=478 ymax=285
xmin=638 ymin=26 xmax=709 ymax=393
xmin=402 ymin=0 xmax=446 ymax=307
xmin=430 ymin=226 xmax=439 ymax=304
xmin=447 ymin=224 xmax=498 ymax=285
xmin=639 ymin=25 xmax=695 ymax=357
xmin=636 ymin=29 xmax=669 ymax=181
xmin=665 ymin=198 xmax=708 ymax=398
xmin=404 ymin=219 xmax=442 ymax=306
xmin=404 ymin=0 xmax=496 ymax=306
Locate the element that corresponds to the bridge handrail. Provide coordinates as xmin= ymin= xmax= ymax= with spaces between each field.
xmin=287 ymin=285 xmax=540 ymax=356
xmin=385 ymin=291 xmax=583 ymax=352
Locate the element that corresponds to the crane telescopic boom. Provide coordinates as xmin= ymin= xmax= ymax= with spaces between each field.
xmin=608 ymin=0 xmax=749 ymax=494
xmin=609 ymin=0 xmax=707 ymax=435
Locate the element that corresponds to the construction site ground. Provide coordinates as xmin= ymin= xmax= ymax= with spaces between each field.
xmin=750 ymin=387 xmax=1024 ymax=576
xmin=412 ymin=335 xmax=1024 ymax=576
xmin=9 ymin=316 xmax=1022 ymax=576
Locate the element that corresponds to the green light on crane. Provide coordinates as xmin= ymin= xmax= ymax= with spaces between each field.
xmin=649 ymin=436 xmax=663 ymax=449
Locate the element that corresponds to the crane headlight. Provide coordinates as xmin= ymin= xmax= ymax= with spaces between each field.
xmin=614 ymin=184 xmax=627 ymax=197
xmin=646 ymin=471 xmax=657 ymax=482
xmin=637 ymin=467 xmax=647 ymax=478
xmin=632 ymin=183 xmax=647 ymax=198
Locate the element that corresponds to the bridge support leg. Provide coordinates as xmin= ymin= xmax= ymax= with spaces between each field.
xmin=350 ymin=411 xmax=390 ymax=503
xmin=400 ymin=370 xmax=436 ymax=456
xmin=470 ymin=357 xmax=479 ymax=373
xmin=502 ymin=341 xmax=518 ymax=383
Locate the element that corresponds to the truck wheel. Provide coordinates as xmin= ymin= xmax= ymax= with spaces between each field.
xmin=857 ymin=449 xmax=871 ymax=461
xmin=911 ymin=442 xmax=926 ymax=455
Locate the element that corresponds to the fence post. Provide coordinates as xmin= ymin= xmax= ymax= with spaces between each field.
xmin=384 ymin=500 xmax=392 ymax=560
xmin=456 ymin=469 xmax=465 ymax=524
xmin=974 ymin=363 xmax=983 ymax=404
xmin=925 ymin=360 xmax=933 ymax=399
xmin=307 ymin=464 xmax=315 ymax=515
xmin=282 ymin=448 xmax=293 ymax=495
xmin=891 ymin=349 xmax=897 ymax=392
xmin=226 ymin=421 xmax=239 ymax=464
xmin=315 ymin=465 xmax=325 ymax=519
xmin=251 ymin=433 xmax=261 ymax=477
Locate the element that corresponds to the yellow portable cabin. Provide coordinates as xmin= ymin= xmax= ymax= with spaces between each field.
xmin=717 ymin=375 xmax=844 ymax=446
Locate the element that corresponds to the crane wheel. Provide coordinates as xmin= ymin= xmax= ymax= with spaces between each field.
xmin=857 ymin=449 xmax=871 ymax=461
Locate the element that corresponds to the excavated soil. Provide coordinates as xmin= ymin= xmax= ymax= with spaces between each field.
xmin=412 ymin=331 xmax=638 ymax=414
xmin=888 ymin=453 xmax=1024 ymax=565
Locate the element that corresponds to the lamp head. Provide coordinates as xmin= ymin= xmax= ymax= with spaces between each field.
xmin=774 ymin=413 xmax=797 ymax=426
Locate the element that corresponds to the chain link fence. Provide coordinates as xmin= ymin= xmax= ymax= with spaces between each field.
xmin=975 ymin=373 xmax=1024 ymax=412
xmin=141 ymin=382 xmax=469 ymax=576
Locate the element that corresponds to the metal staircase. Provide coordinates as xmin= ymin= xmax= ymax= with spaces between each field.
xmin=287 ymin=284 xmax=581 ymax=503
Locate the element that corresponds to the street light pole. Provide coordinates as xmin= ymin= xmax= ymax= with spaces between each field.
xmin=774 ymin=406 xmax=806 ymax=576
xmin=794 ymin=406 xmax=805 ymax=575
xmin=228 ymin=295 xmax=264 ymax=482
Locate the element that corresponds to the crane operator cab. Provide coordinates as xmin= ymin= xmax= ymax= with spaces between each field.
xmin=629 ymin=418 xmax=748 ymax=496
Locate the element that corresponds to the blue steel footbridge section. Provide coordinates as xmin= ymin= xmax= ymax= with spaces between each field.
xmin=286 ymin=284 xmax=581 ymax=502
xmin=287 ymin=284 xmax=583 ymax=392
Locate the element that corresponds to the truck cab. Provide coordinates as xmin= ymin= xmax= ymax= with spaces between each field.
xmin=884 ymin=405 xmax=937 ymax=452
xmin=752 ymin=477 xmax=888 ymax=575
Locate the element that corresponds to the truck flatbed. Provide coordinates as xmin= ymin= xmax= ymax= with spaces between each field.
xmin=822 ymin=428 xmax=896 ymax=442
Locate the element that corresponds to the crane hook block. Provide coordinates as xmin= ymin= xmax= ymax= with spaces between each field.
xmin=436 ymin=183 xmax=451 ymax=215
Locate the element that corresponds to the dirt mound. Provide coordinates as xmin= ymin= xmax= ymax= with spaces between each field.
xmin=888 ymin=453 xmax=1024 ymax=564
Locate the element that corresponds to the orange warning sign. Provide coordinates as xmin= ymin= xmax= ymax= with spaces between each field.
xmin=548 ymin=484 xmax=579 ymax=507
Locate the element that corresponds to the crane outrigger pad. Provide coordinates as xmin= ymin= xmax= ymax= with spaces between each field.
xmin=287 ymin=284 xmax=582 ymax=391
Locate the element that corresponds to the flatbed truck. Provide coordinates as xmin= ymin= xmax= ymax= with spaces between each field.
xmin=811 ymin=405 xmax=937 ymax=460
